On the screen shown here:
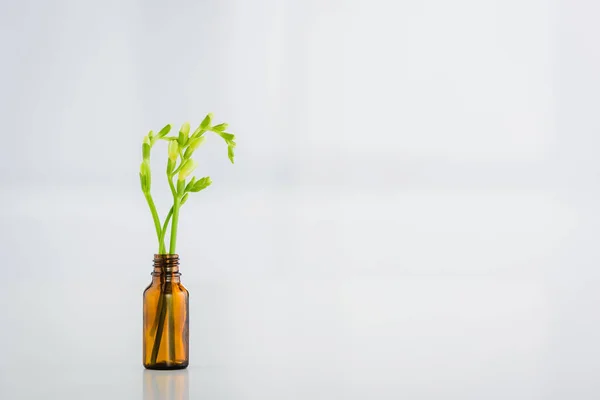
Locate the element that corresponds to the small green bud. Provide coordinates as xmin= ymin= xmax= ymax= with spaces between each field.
xmin=139 ymin=173 xmax=145 ymax=192
xmin=191 ymin=126 xmax=206 ymax=138
xmin=177 ymin=179 xmax=185 ymax=194
xmin=148 ymin=130 xmax=154 ymax=141
xmin=178 ymin=122 xmax=190 ymax=147
xmin=142 ymin=136 xmax=151 ymax=160
xmin=140 ymin=161 xmax=151 ymax=192
xmin=189 ymin=136 xmax=206 ymax=151
xmin=181 ymin=193 xmax=189 ymax=205
xmin=180 ymin=122 xmax=190 ymax=136
xmin=156 ymin=124 xmax=171 ymax=138
xmin=166 ymin=158 xmax=175 ymax=175
xmin=200 ymin=113 xmax=213 ymax=129
xmin=140 ymin=160 xmax=149 ymax=177
xmin=168 ymin=140 xmax=179 ymax=161
xmin=212 ymin=123 xmax=228 ymax=132
xmin=178 ymin=159 xmax=197 ymax=181
xmin=183 ymin=136 xmax=206 ymax=159
xmin=178 ymin=133 xmax=187 ymax=147
xmin=227 ymin=145 xmax=235 ymax=164
xmin=190 ymin=176 xmax=212 ymax=192
xmin=218 ymin=132 xmax=235 ymax=141
xmin=184 ymin=177 xmax=197 ymax=192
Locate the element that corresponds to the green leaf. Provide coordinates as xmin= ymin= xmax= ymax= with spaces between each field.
xmin=168 ymin=141 xmax=179 ymax=161
xmin=212 ymin=123 xmax=228 ymax=132
xmin=156 ymin=124 xmax=171 ymax=138
xmin=200 ymin=113 xmax=213 ymax=129
xmin=178 ymin=159 xmax=197 ymax=181
xmin=190 ymin=176 xmax=212 ymax=192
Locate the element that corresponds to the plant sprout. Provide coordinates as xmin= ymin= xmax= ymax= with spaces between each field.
xmin=140 ymin=113 xmax=236 ymax=254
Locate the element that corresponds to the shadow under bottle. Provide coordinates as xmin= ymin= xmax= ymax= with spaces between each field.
xmin=143 ymin=254 xmax=189 ymax=370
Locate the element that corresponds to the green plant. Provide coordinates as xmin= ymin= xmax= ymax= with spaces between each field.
xmin=139 ymin=113 xmax=236 ymax=254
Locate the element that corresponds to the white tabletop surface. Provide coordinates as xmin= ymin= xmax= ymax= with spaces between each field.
xmin=1 ymin=275 xmax=599 ymax=399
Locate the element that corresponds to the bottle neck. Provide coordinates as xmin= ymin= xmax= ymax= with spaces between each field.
xmin=152 ymin=254 xmax=181 ymax=283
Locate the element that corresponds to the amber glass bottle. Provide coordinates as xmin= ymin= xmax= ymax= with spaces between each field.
xmin=143 ymin=254 xmax=189 ymax=370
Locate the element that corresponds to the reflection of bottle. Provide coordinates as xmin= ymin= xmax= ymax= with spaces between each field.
xmin=143 ymin=369 xmax=189 ymax=400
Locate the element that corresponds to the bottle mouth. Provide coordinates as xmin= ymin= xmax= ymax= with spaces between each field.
xmin=153 ymin=254 xmax=180 ymax=275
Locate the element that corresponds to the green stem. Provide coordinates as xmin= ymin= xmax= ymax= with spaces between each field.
xmin=150 ymin=288 xmax=165 ymax=336
xmin=144 ymin=193 xmax=163 ymax=252
xmin=167 ymin=293 xmax=176 ymax=361
xmin=169 ymin=197 xmax=181 ymax=254
xmin=150 ymin=280 xmax=167 ymax=364
xmin=168 ymin=175 xmax=177 ymax=198
xmin=159 ymin=207 xmax=174 ymax=253
xmin=172 ymin=163 xmax=184 ymax=176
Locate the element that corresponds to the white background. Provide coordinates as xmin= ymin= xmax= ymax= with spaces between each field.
xmin=1 ymin=0 xmax=600 ymax=398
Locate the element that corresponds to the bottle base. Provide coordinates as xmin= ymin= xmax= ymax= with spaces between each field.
xmin=144 ymin=362 xmax=188 ymax=370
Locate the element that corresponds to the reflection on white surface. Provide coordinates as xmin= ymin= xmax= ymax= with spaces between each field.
xmin=143 ymin=370 xmax=189 ymax=400
xmin=0 ymin=278 xmax=558 ymax=399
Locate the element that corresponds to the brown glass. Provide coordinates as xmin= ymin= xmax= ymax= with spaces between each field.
xmin=143 ymin=254 xmax=189 ymax=370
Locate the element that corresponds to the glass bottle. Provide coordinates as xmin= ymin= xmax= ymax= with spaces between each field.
xmin=143 ymin=254 xmax=189 ymax=370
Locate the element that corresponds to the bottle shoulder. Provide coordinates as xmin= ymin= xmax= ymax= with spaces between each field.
xmin=143 ymin=281 xmax=188 ymax=296
xmin=178 ymin=283 xmax=189 ymax=295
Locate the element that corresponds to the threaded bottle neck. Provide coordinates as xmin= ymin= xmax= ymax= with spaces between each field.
xmin=152 ymin=254 xmax=180 ymax=276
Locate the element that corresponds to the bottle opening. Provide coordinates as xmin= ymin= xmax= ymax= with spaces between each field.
xmin=152 ymin=254 xmax=180 ymax=275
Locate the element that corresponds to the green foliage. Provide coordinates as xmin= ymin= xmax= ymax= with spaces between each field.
xmin=139 ymin=113 xmax=236 ymax=254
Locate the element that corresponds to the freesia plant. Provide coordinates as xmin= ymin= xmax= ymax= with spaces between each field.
xmin=140 ymin=113 xmax=236 ymax=366
xmin=139 ymin=113 xmax=236 ymax=253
